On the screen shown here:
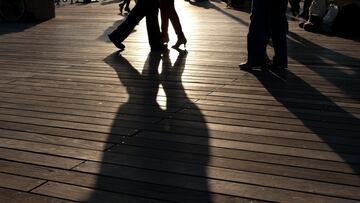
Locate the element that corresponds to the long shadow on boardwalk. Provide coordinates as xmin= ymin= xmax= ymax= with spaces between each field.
xmin=287 ymin=32 xmax=360 ymax=101
xmin=242 ymin=66 xmax=360 ymax=178
xmin=280 ymin=32 xmax=360 ymax=175
xmin=85 ymin=51 xmax=212 ymax=202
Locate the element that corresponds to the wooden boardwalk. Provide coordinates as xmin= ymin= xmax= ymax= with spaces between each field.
xmin=0 ymin=1 xmax=360 ymax=202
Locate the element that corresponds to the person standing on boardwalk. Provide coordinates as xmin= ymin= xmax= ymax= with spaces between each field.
xmin=108 ymin=0 xmax=164 ymax=52
xmin=240 ymin=0 xmax=288 ymax=70
xmin=119 ymin=0 xmax=132 ymax=14
xmin=159 ymin=0 xmax=187 ymax=49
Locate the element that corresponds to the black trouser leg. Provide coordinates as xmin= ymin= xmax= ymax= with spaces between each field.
xmin=145 ymin=0 xmax=162 ymax=49
xmin=289 ymin=0 xmax=301 ymax=15
xmin=270 ymin=0 xmax=288 ymax=67
xmin=111 ymin=3 xmax=145 ymax=42
xmin=247 ymin=0 xmax=270 ymax=65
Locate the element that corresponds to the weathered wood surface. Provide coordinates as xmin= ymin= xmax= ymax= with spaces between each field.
xmin=0 ymin=0 xmax=359 ymax=202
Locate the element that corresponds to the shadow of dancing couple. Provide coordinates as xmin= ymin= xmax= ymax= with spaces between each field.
xmin=108 ymin=0 xmax=187 ymax=52
xmin=83 ymin=49 xmax=213 ymax=202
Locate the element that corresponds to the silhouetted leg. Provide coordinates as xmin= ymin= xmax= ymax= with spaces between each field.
xmin=110 ymin=3 xmax=145 ymax=43
xmin=145 ymin=0 xmax=162 ymax=50
xmin=289 ymin=0 xmax=301 ymax=16
xmin=141 ymin=52 xmax=162 ymax=103
xmin=167 ymin=0 xmax=184 ymax=38
xmin=301 ymin=0 xmax=312 ymax=19
xmin=125 ymin=0 xmax=131 ymax=11
xmin=270 ymin=0 xmax=288 ymax=68
xmin=160 ymin=0 xmax=170 ymax=38
xmin=247 ymin=0 xmax=270 ymax=65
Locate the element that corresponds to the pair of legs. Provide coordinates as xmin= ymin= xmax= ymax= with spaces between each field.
xmin=289 ymin=0 xmax=301 ymax=16
xmin=289 ymin=0 xmax=312 ymax=19
xmin=288 ymin=0 xmax=312 ymax=19
xmin=299 ymin=0 xmax=329 ymax=32
xmin=242 ymin=0 xmax=288 ymax=69
xmin=119 ymin=0 xmax=131 ymax=14
xmin=108 ymin=0 xmax=163 ymax=51
xmin=159 ymin=0 xmax=187 ymax=49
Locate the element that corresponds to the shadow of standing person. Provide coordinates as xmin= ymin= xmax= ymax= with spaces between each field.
xmin=241 ymin=68 xmax=360 ymax=181
xmin=81 ymin=51 xmax=213 ymax=202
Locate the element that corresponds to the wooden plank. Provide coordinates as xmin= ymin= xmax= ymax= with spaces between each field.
xmin=171 ymin=110 xmax=360 ymax=134
xmin=2 ymin=135 xmax=360 ymax=200
xmin=174 ymin=109 xmax=360 ymax=135
xmin=0 ymin=99 xmax=167 ymax=123
xmin=0 ymin=137 xmax=104 ymax=162
xmin=113 ymin=133 xmax=358 ymax=174
xmin=137 ymin=126 xmax=360 ymax=151
xmin=158 ymin=120 xmax=358 ymax=159
xmin=110 ymin=144 xmax=360 ymax=187
xmin=74 ymin=161 xmax=360 ymax=202
xmin=194 ymin=102 xmax=360 ymax=125
xmin=0 ymin=160 xmax=262 ymax=203
xmin=0 ymin=173 xmax=45 ymax=192
xmin=0 ymin=120 xmax=121 ymax=143
xmin=0 ymin=108 xmax=159 ymax=129
xmin=0 ymin=148 xmax=82 ymax=169
xmin=0 ymin=188 xmax=74 ymax=203
xmin=0 ymin=0 xmax=359 ymax=202
xmin=2 ymin=128 xmax=357 ymax=175
xmin=0 ymin=89 xmax=190 ymax=111
xmin=0 ymin=114 xmax=134 ymax=136
xmin=32 ymin=182 xmax=161 ymax=203
xmin=0 ymin=128 xmax=109 ymax=151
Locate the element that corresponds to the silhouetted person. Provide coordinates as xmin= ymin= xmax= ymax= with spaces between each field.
xmin=289 ymin=0 xmax=301 ymax=16
xmin=301 ymin=0 xmax=312 ymax=19
xmin=289 ymin=0 xmax=312 ymax=18
xmin=119 ymin=0 xmax=131 ymax=14
xmin=299 ymin=0 xmax=329 ymax=32
xmin=159 ymin=0 xmax=187 ymax=49
xmin=108 ymin=0 xmax=164 ymax=52
xmin=240 ymin=0 xmax=288 ymax=70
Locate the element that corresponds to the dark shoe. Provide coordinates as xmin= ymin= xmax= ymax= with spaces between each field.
xmin=239 ymin=62 xmax=265 ymax=70
xmin=303 ymin=21 xmax=320 ymax=32
xmin=172 ymin=37 xmax=187 ymax=49
xmin=299 ymin=22 xmax=305 ymax=28
xmin=108 ymin=33 xmax=125 ymax=51
xmin=303 ymin=15 xmax=322 ymax=32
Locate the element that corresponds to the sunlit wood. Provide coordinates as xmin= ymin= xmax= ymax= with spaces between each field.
xmin=0 ymin=0 xmax=359 ymax=202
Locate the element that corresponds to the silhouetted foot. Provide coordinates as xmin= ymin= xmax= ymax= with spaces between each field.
xmin=299 ymin=22 xmax=305 ymax=28
xmin=119 ymin=3 xmax=124 ymax=13
xmin=108 ymin=33 xmax=125 ymax=51
xmin=172 ymin=37 xmax=187 ymax=49
xmin=239 ymin=62 xmax=265 ymax=70
xmin=303 ymin=22 xmax=320 ymax=32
